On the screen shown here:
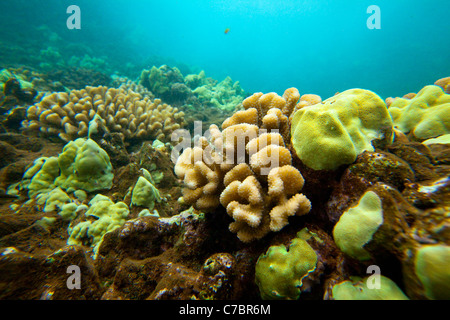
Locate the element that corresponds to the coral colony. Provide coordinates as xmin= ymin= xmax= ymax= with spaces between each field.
xmin=0 ymin=65 xmax=449 ymax=300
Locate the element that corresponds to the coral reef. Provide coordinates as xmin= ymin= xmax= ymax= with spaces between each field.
xmin=68 ymin=55 xmax=110 ymax=73
xmin=0 ymin=245 xmax=103 ymax=300
xmin=0 ymin=131 xmax=179 ymax=261
xmin=192 ymin=76 xmax=246 ymax=112
xmin=0 ymin=74 xmax=449 ymax=302
xmin=95 ymin=210 xmax=259 ymax=300
xmin=112 ymin=75 xmax=154 ymax=99
xmin=38 ymin=47 xmax=113 ymax=76
xmin=38 ymin=47 xmax=65 ymax=71
xmin=325 ymin=150 xmax=415 ymax=225
xmin=44 ymin=67 xmax=112 ymax=90
xmin=22 ymin=86 xmax=186 ymax=142
xmin=185 ymin=70 xmax=208 ymax=89
xmin=139 ymin=65 xmax=248 ymax=131
xmin=323 ymin=149 xmax=449 ymax=300
xmin=139 ymin=65 xmax=186 ymax=104
xmin=0 ymin=66 xmax=115 ymax=133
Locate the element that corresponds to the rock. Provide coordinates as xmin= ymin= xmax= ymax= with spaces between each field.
xmin=0 ymin=160 xmax=29 ymax=191
xmin=402 ymin=176 xmax=450 ymax=210
xmin=0 ymin=141 xmax=17 ymax=169
xmin=0 ymin=245 xmax=103 ymax=299
xmin=326 ymin=151 xmax=415 ymax=225
xmin=388 ymin=142 xmax=437 ymax=181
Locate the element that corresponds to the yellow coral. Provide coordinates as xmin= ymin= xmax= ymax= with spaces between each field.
xmin=290 ymin=94 xmax=322 ymax=120
xmin=222 ymin=108 xmax=258 ymax=129
xmin=258 ymin=93 xmax=287 ymax=115
xmin=221 ymin=175 xmax=264 ymax=221
xmin=174 ymin=138 xmax=223 ymax=212
xmin=219 ymin=163 xmax=310 ymax=242
xmin=240 ymin=89 xmax=300 ymax=141
xmin=388 ymin=85 xmax=450 ymax=140
xmin=246 ymin=132 xmax=285 ymax=157
xmin=219 ymin=166 xmax=269 ymax=241
xmin=223 ymin=163 xmax=254 ymax=187
xmin=267 ymin=165 xmax=311 ymax=231
xmin=281 ymin=88 xmax=301 ymax=116
xmin=242 ymin=92 xmax=264 ymax=110
xmin=261 ymin=108 xmax=290 ymax=139
xmin=175 ymin=88 xmax=311 ymax=242
xmin=222 ymin=124 xmax=259 ymax=168
xmin=23 ymin=86 xmax=186 ymax=142
xmin=250 ymin=145 xmax=292 ymax=176
xmin=291 ymin=88 xmax=393 ymax=170
xmin=267 ymin=165 xmax=305 ymax=197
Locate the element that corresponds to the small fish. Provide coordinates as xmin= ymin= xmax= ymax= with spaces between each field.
xmin=224 ymin=28 xmax=230 ymax=34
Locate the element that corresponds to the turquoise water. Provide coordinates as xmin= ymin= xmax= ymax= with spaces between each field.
xmin=1 ymin=0 xmax=449 ymax=98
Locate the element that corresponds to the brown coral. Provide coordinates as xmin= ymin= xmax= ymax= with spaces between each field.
xmin=435 ymin=77 xmax=450 ymax=94
xmin=22 ymin=86 xmax=186 ymax=142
